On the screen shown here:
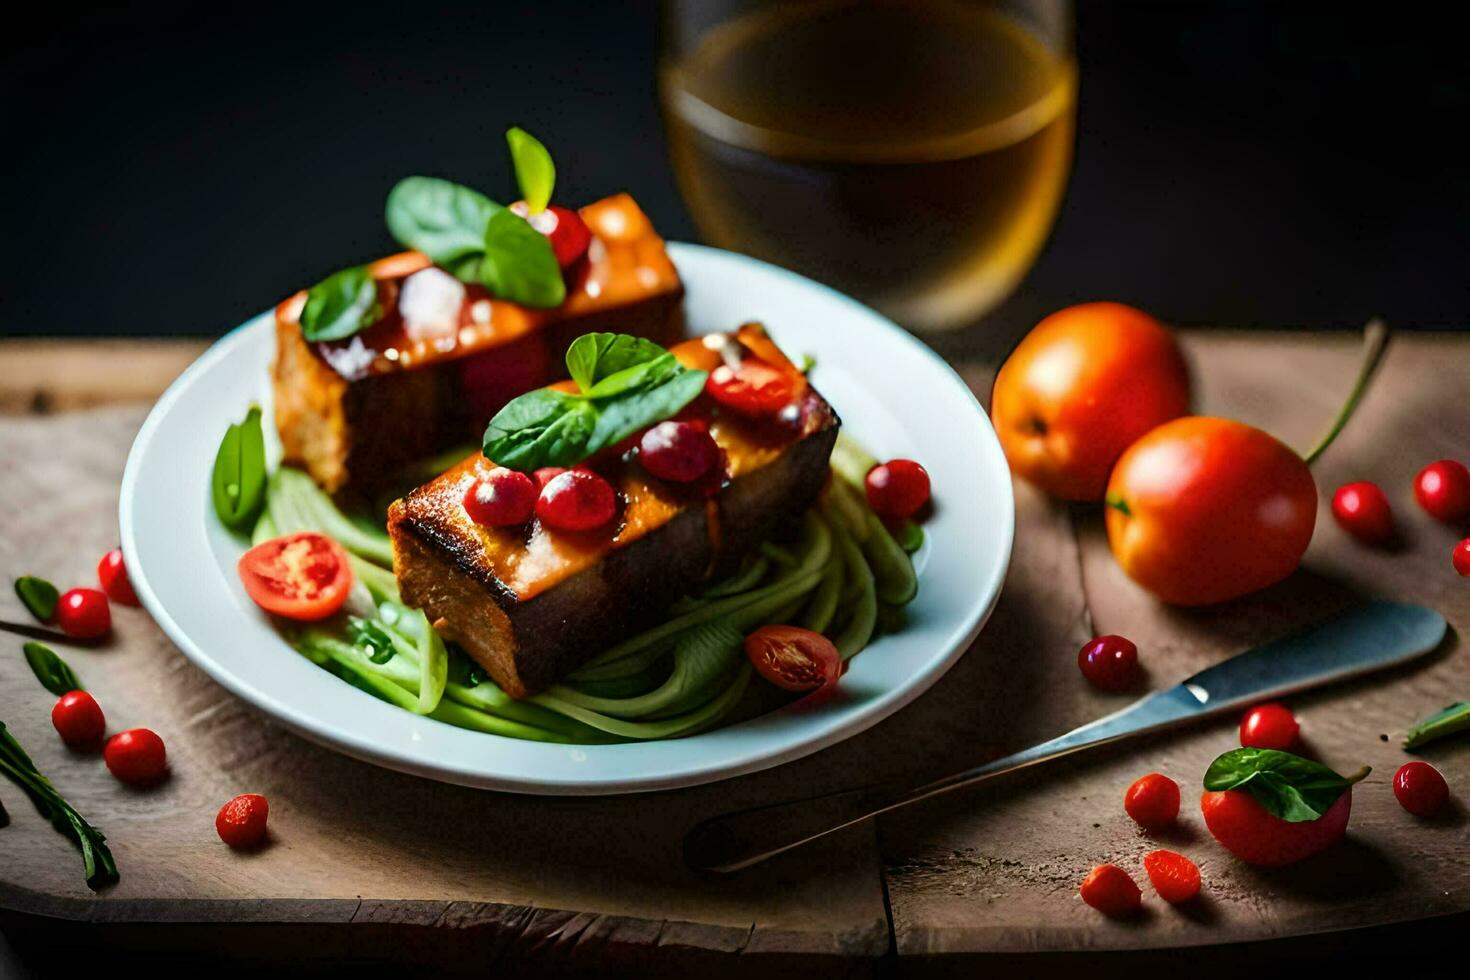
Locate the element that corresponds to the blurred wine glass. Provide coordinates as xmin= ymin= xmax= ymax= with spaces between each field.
xmin=660 ymin=0 xmax=1075 ymax=333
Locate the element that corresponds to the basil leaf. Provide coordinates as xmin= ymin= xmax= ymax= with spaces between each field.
xmin=483 ymin=389 xmax=597 ymax=470
xmin=506 ymin=127 xmax=555 ymax=214
xmin=1404 ymin=701 xmax=1470 ymax=751
xmin=585 ymin=368 xmax=708 ymax=456
xmin=300 ymin=265 xmax=381 ymax=342
xmin=22 ymin=642 xmax=82 ymax=696
xmin=14 ymin=576 xmax=59 ymax=622
xmin=211 ymin=406 xmax=267 ymax=531
xmin=1203 ymin=748 xmax=1367 ymax=823
xmin=385 ymin=176 xmax=503 ymax=270
xmin=567 ymin=333 xmax=679 ymax=394
xmin=0 ymin=721 xmax=119 ymax=888
xmin=479 ymin=209 xmax=566 ymax=309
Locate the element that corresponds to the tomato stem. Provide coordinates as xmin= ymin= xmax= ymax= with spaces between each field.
xmin=1302 ymin=319 xmax=1390 ymax=466
xmin=1105 ymin=495 xmax=1132 ymax=517
xmin=1345 ymin=765 xmax=1372 ymax=786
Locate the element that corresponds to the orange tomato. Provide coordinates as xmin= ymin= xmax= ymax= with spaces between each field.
xmin=992 ymin=303 xmax=1190 ymax=501
xmin=1105 ymin=417 xmax=1317 ymax=605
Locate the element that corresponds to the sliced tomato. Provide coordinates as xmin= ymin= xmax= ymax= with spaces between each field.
xmin=238 ymin=532 xmax=353 ymax=621
xmin=706 ymin=358 xmax=798 ymax=417
xmin=744 ymin=625 xmax=841 ymax=693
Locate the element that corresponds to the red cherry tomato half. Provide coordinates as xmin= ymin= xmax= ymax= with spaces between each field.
xmin=1331 ymin=482 xmax=1393 ymax=544
xmin=1124 ymin=772 xmax=1180 ymax=829
xmin=104 ymin=728 xmax=168 ymax=787
xmin=1414 ymin=459 xmax=1470 ymax=522
xmin=97 ymin=548 xmax=140 ymax=606
xmin=1143 ymin=849 xmax=1201 ymax=904
xmin=463 ymin=467 xmax=538 ymax=526
xmin=1201 ymin=786 xmax=1351 ymax=866
xmin=639 ymin=421 xmax=720 ymax=483
xmin=1393 ymin=761 xmax=1449 ymax=818
xmin=1454 ymin=538 xmax=1470 ymax=577
xmin=706 ymin=358 xmax=797 ymax=416
xmin=216 ymin=793 xmax=271 ymax=849
xmin=1077 ymin=634 xmax=1138 ymax=691
xmin=743 ymin=625 xmax=841 ymax=693
xmin=536 ymin=469 xmax=617 ymax=532
xmin=237 ymin=533 xmax=353 ymax=621
xmin=52 ymin=691 xmax=106 ymax=749
xmin=1079 ymin=863 xmax=1142 ymax=917
xmin=1239 ymin=702 xmax=1299 ymax=750
xmin=510 ymin=202 xmax=591 ymax=268
xmin=56 ymin=588 xmax=111 ymax=639
xmin=865 ymin=459 xmax=931 ymax=520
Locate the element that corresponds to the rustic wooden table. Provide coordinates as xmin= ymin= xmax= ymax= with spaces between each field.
xmin=1 ymin=333 xmax=1467 ymax=976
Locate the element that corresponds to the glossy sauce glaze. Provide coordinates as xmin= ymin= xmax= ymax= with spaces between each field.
xmin=275 ymin=194 xmax=681 ymax=382
xmin=397 ymin=328 xmax=829 ymax=601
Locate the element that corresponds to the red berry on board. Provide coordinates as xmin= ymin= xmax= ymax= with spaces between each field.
xmin=865 ymin=459 xmax=931 ymax=519
xmin=1331 ymin=482 xmax=1393 ymax=543
xmin=1201 ymin=787 xmax=1352 ymax=866
xmin=1239 ymin=703 xmax=1299 ymax=750
xmin=1393 ymin=761 xmax=1449 ymax=818
xmin=1079 ymin=863 xmax=1142 ymax=917
xmin=1452 ymin=538 xmax=1470 ymax=577
xmin=510 ymin=202 xmax=591 ymax=268
xmin=462 ymin=467 xmax=538 ymax=527
xmin=103 ymin=728 xmax=168 ymax=787
xmin=536 ymin=469 xmax=617 ymax=532
xmin=51 ymin=691 xmax=106 ymax=749
xmin=1143 ymin=850 xmax=1201 ymax=903
xmin=1414 ymin=459 xmax=1470 ymax=522
xmin=638 ymin=421 xmax=720 ymax=483
xmin=1124 ymin=772 xmax=1181 ymax=829
xmin=97 ymin=548 xmax=140 ymax=606
xmin=56 ymin=588 xmax=111 ymax=639
xmin=1077 ymin=634 xmax=1138 ymax=691
xmin=216 ymin=794 xmax=271 ymax=849
xmin=533 ymin=466 xmax=567 ymax=489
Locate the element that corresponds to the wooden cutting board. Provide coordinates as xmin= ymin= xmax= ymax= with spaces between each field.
xmin=0 ymin=331 xmax=1467 ymax=969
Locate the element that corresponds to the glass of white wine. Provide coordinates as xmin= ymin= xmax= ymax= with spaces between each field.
xmin=660 ymin=0 xmax=1076 ymax=332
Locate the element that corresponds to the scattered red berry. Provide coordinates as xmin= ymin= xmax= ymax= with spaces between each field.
xmin=536 ymin=469 xmax=617 ymax=532
xmin=1393 ymin=761 xmax=1449 ymax=818
xmin=1239 ymin=703 xmax=1299 ymax=750
xmin=1414 ymin=459 xmax=1470 ymax=523
xmin=56 ymin=588 xmax=111 ymax=639
xmin=1201 ymin=786 xmax=1352 ymax=866
xmin=103 ymin=728 xmax=168 ymax=787
xmin=510 ymin=202 xmax=591 ymax=268
xmin=97 ymin=548 xmax=140 ymax=606
xmin=1124 ymin=772 xmax=1181 ymax=829
xmin=462 ymin=467 xmax=538 ymax=527
xmin=1077 ymin=634 xmax=1138 ymax=691
xmin=216 ymin=794 xmax=271 ymax=849
xmin=638 ymin=420 xmax=720 ymax=483
xmin=1143 ymin=849 xmax=1201 ymax=903
xmin=1331 ymin=482 xmax=1393 ymax=543
xmin=533 ymin=466 xmax=567 ymax=489
xmin=1079 ymin=863 xmax=1142 ymax=917
xmin=865 ymin=459 xmax=931 ymax=520
xmin=1452 ymin=538 xmax=1470 ymax=577
xmin=51 ymin=691 xmax=106 ymax=749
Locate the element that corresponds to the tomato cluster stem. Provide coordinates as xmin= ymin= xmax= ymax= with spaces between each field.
xmin=1303 ymin=319 xmax=1391 ymax=466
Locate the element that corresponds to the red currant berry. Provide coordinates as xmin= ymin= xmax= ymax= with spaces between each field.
xmin=1414 ymin=459 xmax=1470 ymax=522
xmin=1239 ymin=702 xmax=1299 ymax=750
xmin=216 ymin=793 xmax=271 ymax=849
xmin=51 ymin=691 xmax=106 ymax=749
xmin=104 ymin=728 xmax=168 ymax=787
xmin=533 ymin=467 xmax=567 ymax=489
xmin=463 ymin=467 xmax=537 ymax=527
xmin=865 ymin=459 xmax=931 ymax=519
xmin=1079 ymin=864 xmax=1141 ymax=917
xmin=1393 ymin=761 xmax=1449 ymax=817
xmin=56 ymin=588 xmax=111 ymax=639
xmin=1331 ymin=482 xmax=1392 ymax=543
xmin=1077 ymin=634 xmax=1138 ymax=691
xmin=639 ymin=421 xmax=720 ymax=483
xmin=97 ymin=548 xmax=140 ymax=606
xmin=1124 ymin=772 xmax=1181 ymax=829
xmin=1452 ymin=538 xmax=1470 ymax=577
xmin=536 ymin=469 xmax=616 ymax=532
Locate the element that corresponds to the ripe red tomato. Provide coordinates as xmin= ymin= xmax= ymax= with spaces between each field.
xmin=104 ymin=728 xmax=168 ymax=787
xmin=536 ymin=469 xmax=617 ymax=532
xmin=1077 ymin=635 xmax=1138 ymax=691
xmin=991 ymin=303 xmax=1191 ymax=501
xmin=216 ymin=794 xmax=271 ymax=849
xmin=1079 ymin=863 xmax=1142 ymax=917
xmin=97 ymin=548 xmax=140 ymax=606
xmin=1105 ymin=417 xmax=1317 ymax=605
xmin=1331 ymin=482 xmax=1393 ymax=544
xmin=1415 ymin=459 xmax=1470 ymax=522
xmin=1201 ymin=787 xmax=1352 ymax=866
xmin=639 ymin=421 xmax=720 ymax=483
xmin=56 ymin=588 xmax=111 ymax=639
xmin=1392 ymin=762 xmax=1449 ymax=818
xmin=237 ymin=533 xmax=353 ymax=621
xmin=706 ymin=358 xmax=798 ymax=416
xmin=52 ymin=691 xmax=106 ymax=749
xmin=865 ymin=460 xmax=931 ymax=519
xmin=1143 ymin=850 xmax=1201 ymax=904
xmin=510 ymin=201 xmax=592 ymax=268
xmin=463 ymin=467 xmax=538 ymax=526
xmin=1454 ymin=538 xmax=1470 ymax=577
xmin=1239 ymin=703 xmax=1299 ymax=750
xmin=743 ymin=625 xmax=841 ymax=693
xmin=1124 ymin=772 xmax=1180 ymax=829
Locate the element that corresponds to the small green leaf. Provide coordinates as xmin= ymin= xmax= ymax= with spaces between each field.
xmin=300 ymin=265 xmax=381 ymax=343
xmin=14 ymin=576 xmax=59 ymax=623
xmin=585 ymin=369 xmax=707 ymax=455
xmin=479 ymin=209 xmax=566 ymax=308
xmin=483 ymin=389 xmax=598 ymax=471
xmin=1404 ymin=701 xmax=1470 ymax=751
xmin=565 ymin=333 xmax=670 ymax=393
xmin=211 ymin=406 xmax=267 ymax=531
xmin=22 ymin=642 xmax=83 ymax=696
xmin=347 ymin=618 xmax=396 ymax=665
xmin=385 ymin=176 xmax=502 ymax=271
xmin=1203 ymin=748 xmax=1367 ymax=823
xmin=506 ymin=127 xmax=555 ymax=214
xmin=0 ymin=721 xmax=119 ymax=888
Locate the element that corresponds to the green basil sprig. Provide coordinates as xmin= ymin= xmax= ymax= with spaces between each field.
xmin=212 ymin=405 xmax=267 ymax=531
xmin=1203 ymin=748 xmax=1369 ymax=823
xmin=14 ymin=576 xmax=59 ymax=623
xmin=300 ymin=265 xmax=381 ymax=342
xmin=479 ymin=208 xmax=566 ymax=308
xmin=22 ymin=642 xmax=83 ymax=696
xmin=506 ymin=126 xmax=555 ymax=214
xmin=385 ymin=175 xmax=503 ymax=278
xmin=0 ymin=721 xmax=118 ymax=889
xmin=1404 ymin=701 xmax=1470 ymax=751
xmin=483 ymin=332 xmax=708 ymax=472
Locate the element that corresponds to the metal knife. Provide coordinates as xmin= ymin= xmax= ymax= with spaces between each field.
xmin=684 ymin=601 xmax=1446 ymax=874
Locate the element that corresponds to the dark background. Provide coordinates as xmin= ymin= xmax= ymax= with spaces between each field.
xmin=3 ymin=1 xmax=1466 ymax=350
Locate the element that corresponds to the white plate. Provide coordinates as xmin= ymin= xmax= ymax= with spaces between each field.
xmin=119 ymin=243 xmax=1014 ymax=794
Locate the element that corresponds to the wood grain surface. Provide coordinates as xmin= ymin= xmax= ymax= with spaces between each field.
xmin=0 ymin=333 xmax=1467 ymax=966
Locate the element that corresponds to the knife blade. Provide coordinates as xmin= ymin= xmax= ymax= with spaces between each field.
xmin=684 ymin=601 xmax=1446 ymax=873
